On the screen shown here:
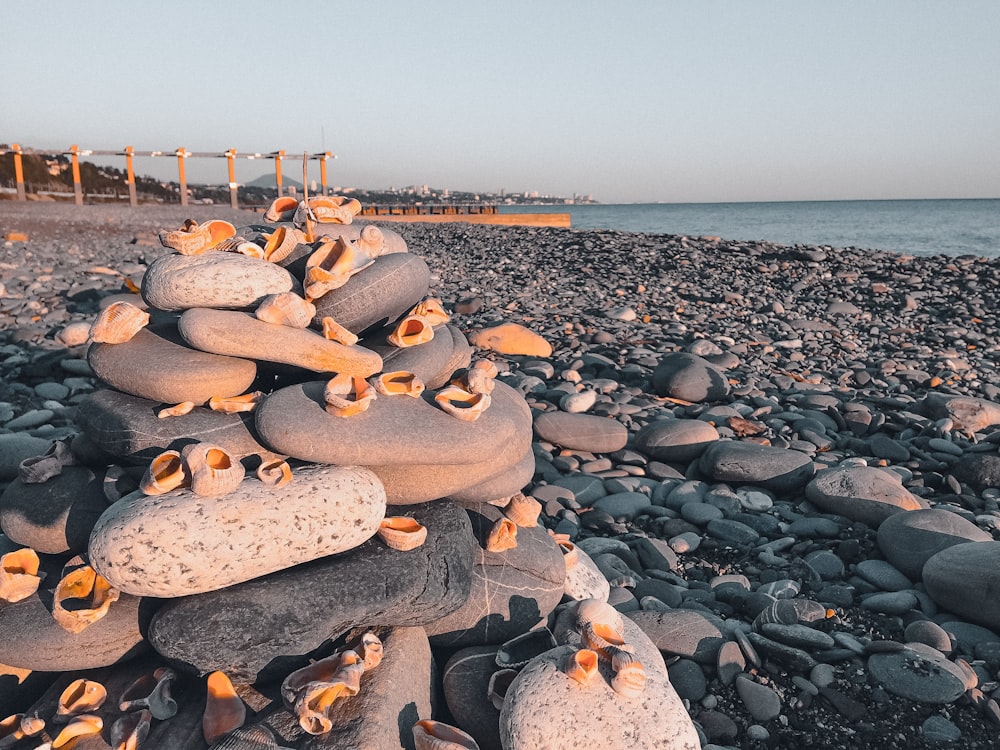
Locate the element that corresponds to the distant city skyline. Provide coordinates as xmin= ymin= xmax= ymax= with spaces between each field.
xmin=2 ymin=1 xmax=998 ymax=204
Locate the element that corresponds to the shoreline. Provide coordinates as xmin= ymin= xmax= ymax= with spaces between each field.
xmin=2 ymin=203 xmax=1000 ymax=748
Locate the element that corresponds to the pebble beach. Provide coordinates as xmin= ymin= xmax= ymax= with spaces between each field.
xmin=2 ymin=201 xmax=1000 ymax=749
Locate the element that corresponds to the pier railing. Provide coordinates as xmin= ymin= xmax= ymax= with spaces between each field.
xmin=0 ymin=143 xmax=335 ymax=209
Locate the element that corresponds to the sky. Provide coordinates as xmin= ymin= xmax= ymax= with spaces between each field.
xmin=2 ymin=1 xmax=999 ymax=204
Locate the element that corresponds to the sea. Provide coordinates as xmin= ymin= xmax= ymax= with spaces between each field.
xmin=499 ymin=199 xmax=1000 ymax=258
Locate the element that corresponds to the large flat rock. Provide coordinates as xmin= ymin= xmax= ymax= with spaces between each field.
xmin=806 ymin=465 xmax=928 ymax=527
xmin=923 ymin=541 xmax=1000 ymax=631
xmin=699 ymin=440 xmax=815 ymax=495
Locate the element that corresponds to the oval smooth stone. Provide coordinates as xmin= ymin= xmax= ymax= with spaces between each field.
xmin=275 ymin=222 xmax=408 ymax=276
xmin=178 ymin=308 xmax=383 ymax=376
xmin=88 ymin=324 xmax=257 ymax=405
xmin=89 ymin=465 xmax=387 ymax=597
xmin=469 ymin=322 xmax=552 ymax=357
xmin=533 ymin=411 xmax=628 ymax=453
xmin=805 ymin=466 xmax=928 ymax=527
xmin=141 ymin=252 xmax=298 ymax=311
xmin=876 ymin=508 xmax=993 ymax=580
xmin=310 ymin=252 xmax=431 ymax=335
xmin=255 ymin=380 xmax=531 ymax=467
xmin=699 ymin=441 xmax=815 ymax=495
xmin=923 ymin=542 xmax=1000 ymax=631
xmin=365 ymin=324 xmax=470 ymax=389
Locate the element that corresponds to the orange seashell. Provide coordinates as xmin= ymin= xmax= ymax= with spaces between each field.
xmin=373 ymin=371 xmax=425 ymax=398
xmin=214 ymin=235 xmax=265 ymax=259
xmin=563 ymin=648 xmax=600 ymax=685
xmin=260 ymin=225 xmax=304 ymax=263
xmin=356 ymin=224 xmax=385 ymax=257
xmin=157 ymin=401 xmax=196 ymax=419
xmin=0 ymin=547 xmax=42 ymax=603
xmin=139 ymin=450 xmax=189 ymax=495
xmin=52 ymin=563 xmax=120 ymax=634
xmin=283 ymin=651 xmax=364 ymax=735
xmin=264 ymin=196 xmax=300 ymax=223
xmin=434 ymin=385 xmax=491 ymax=422
xmin=256 ymin=459 xmax=293 ymax=487
xmin=158 ymin=219 xmax=236 ymax=255
xmin=378 ymin=517 xmax=428 ymax=551
xmin=412 ymin=719 xmax=481 ymax=750
xmin=320 ymin=316 xmax=359 ymax=346
xmin=111 ymin=707 xmax=151 ymax=750
xmin=343 ymin=630 xmax=383 ymax=672
xmin=387 ymin=315 xmax=435 ymax=348
xmin=485 ymin=517 xmax=518 ymax=553
xmin=0 ymin=713 xmax=45 ymax=746
xmin=209 ymin=392 xmax=264 ymax=414
xmin=409 ymin=297 xmax=450 ymax=326
xmin=502 ymin=493 xmax=542 ymax=527
xmin=51 ymin=714 xmax=103 ymax=749
xmin=295 ymin=195 xmax=361 ymax=225
xmin=55 ymin=678 xmax=107 ymax=721
xmin=459 ymin=360 xmax=497 ymax=395
xmin=204 ymin=671 xmax=246 ymax=745
xmin=324 ymin=374 xmax=377 ymax=418
xmin=581 ymin=621 xmax=627 ymax=660
xmin=181 ymin=443 xmax=245 ymax=497
xmin=557 ymin=540 xmax=579 ymax=569
xmin=574 ymin=598 xmax=625 ymax=635
xmin=304 ymin=236 xmax=375 ymax=300
xmin=89 ymin=301 xmax=150 ymax=344
xmin=119 ymin=667 xmax=178 ymax=720
xmin=255 ymin=292 xmax=316 ymax=329
xmin=281 ymin=650 xmax=357 ymax=706
xmin=610 ymin=652 xmax=646 ymax=698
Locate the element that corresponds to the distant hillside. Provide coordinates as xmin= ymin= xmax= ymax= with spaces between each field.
xmin=245 ymin=173 xmax=303 ymax=190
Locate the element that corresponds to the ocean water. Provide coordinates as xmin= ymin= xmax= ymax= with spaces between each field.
xmin=500 ymin=199 xmax=1000 ymax=258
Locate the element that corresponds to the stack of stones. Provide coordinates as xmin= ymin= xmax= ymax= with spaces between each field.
xmin=0 ymin=200 xmax=697 ymax=749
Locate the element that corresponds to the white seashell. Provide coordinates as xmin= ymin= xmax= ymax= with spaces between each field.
xmin=412 ymin=719 xmax=481 ymax=750
xmin=255 ymin=293 xmax=316 ymax=329
xmin=89 ymin=301 xmax=150 ymax=344
xmin=181 ymin=443 xmax=245 ymax=497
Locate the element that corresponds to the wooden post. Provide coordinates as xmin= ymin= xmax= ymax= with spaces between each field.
xmin=12 ymin=143 xmax=25 ymax=201
xmin=125 ymin=146 xmax=137 ymax=207
xmin=225 ymin=149 xmax=238 ymax=210
xmin=176 ymin=147 xmax=189 ymax=207
xmin=274 ymin=150 xmax=285 ymax=197
xmin=319 ymin=151 xmax=331 ymax=195
xmin=70 ymin=145 xmax=83 ymax=205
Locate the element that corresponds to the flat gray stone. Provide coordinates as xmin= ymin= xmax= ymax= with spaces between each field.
xmin=592 ymin=492 xmax=652 ymax=521
xmin=627 ymin=609 xmax=726 ymax=664
xmin=805 ymin=466 xmax=927 ymax=527
xmin=634 ymin=418 xmax=720 ymax=462
xmin=533 ymin=411 xmax=628 ymax=453
xmin=0 ymin=434 xmax=53 ymax=481
xmin=141 ymin=251 xmax=298 ymax=311
xmin=867 ymin=644 xmax=967 ymax=704
xmin=736 ymin=674 xmax=782 ymax=721
xmin=924 ymin=542 xmax=1000 ymax=631
xmin=88 ymin=324 xmax=257 ymax=404
xmin=699 ymin=441 xmax=815 ymax=495
xmin=855 ymin=559 xmax=914 ymax=592
xmin=148 ymin=500 xmax=475 ymax=682
xmin=366 ymin=323 xmax=471 ymax=390
xmin=876 ymin=509 xmax=992 ymax=581
xmin=442 ymin=646 xmax=504 ymax=750
xmin=652 ymin=352 xmax=730 ymax=402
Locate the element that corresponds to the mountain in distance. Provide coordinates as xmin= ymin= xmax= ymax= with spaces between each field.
xmin=244 ymin=173 xmax=303 ymax=190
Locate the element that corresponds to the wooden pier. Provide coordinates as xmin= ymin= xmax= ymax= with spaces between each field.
xmin=359 ymin=204 xmax=570 ymax=228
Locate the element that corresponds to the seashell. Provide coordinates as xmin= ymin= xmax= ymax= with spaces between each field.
xmin=320 ymin=316 xmax=359 ymax=346
xmin=373 ymin=371 xmax=425 ymax=398
xmin=574 ymin=598 xmax=625 ymax=635
xmin=281 ymin=651 xmax=356 ymax=707
xmin=495 ymin=627 xmax=557 ymax=670
xmin=610 ymin=652 xmax=646 ymax=698
xmin=461 ymin=360 xmax=497 ymax=395
xmin=139 ymin=450 xmax=189 ymax=495
xmin=264 ymin=196 xmax=300 ymax=223
xmin=157 ymin=401 xmax=196 ymax=419
xmin=56 ymin=679 xmax=107 ymax=720
xmin=502 ymin=492 xmax=542 ymax=527
xmin=486 ymin=669 xmax=518 ymax=711
xmin=408 ymin=297 xmax=449 ymax=326
xmin=51 ymin=714 xmax=103 ymax=749
xmin=181 ymin=443 xmax=245 ymax=497
xmin=110 ymin=708 xmax=151 ymax=750
xmin=17 ymin=453 xmax=63 ymax=484
xmin=348 ymin=631 xmax=383 ymax=672
xmin=119 ymin=667 xmax=178 ymax=720
xmin=159 ymin=219 xmax=236 ymax=255
xmin=254 ymin=293 xmax=316 ymax=329
xmin=0 ymin=713 xmax=45 ymax=747
xmin=387 ymin=315 xmax=435 ymax=348
xmin=581 ymin=621 xmax=628 ymax=660
xmin=412 ymin=719 xmax=481 ymax=750
xmin=556 ymin=539 xmax=579 ymax=570
xmin=435 ymin=385 xmax=491 ymax=422
xmin=377 ymin=517 xmax=428 ymax=551
xmin=303 ymin=236 xmax=375 ymax=300
xmin=256 ymin=459 xmax=293 ymax=488
xmin=295 ymin=196 xmax=360 ymax=225
xmin=291 ymin=653 xmax=364 ymax=735
xmin=0 ymin=547 xmax=42 ymax=603
xmin=356 ymin=224 xmax=385 ymax=257
xmin=209 ymin=392 xmax=264 ymax=414
xmin=485 ymin=517 xmax=518 ymax=553
xmin=215 ymin=236 xmax=265 ymax=259
xmin=260 ymin=226 xmax=303 ymax=263
xmin=208 ymin=724 xmax=293 ymax=750
xmin=103 ymin=464 xmax=133 ymax=504
xmin=324 ymin=374 xmax=377 ymax=418
xmin=90 ymin=301 xmax=150 ymax=344
xmin=204 ymin=671 xmax=246 ymax=745
xmin=52 ymin=563 xmax=120 ymax=634
xmin=563 ymin=648 xmax=600 ymax=685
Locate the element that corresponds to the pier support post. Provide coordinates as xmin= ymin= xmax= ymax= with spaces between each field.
xmin=274 ymin=150 xmax=285 ymax=198
xmin=12 ymin=143 xmax=25 ymax=201
xmin=226 ymin=149 xmax=238 ymax=210
xmin=319 ymin=151 xmax=331 ymax=195
xmin=70 ymin=145 xmax=83 ymax=205
xmin=125 ymin=146 xmax=137 ymax=207
xmin=176 ymin=147 xmax=189 ymax=207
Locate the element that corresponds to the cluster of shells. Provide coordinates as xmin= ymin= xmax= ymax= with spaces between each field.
xmin=562 ymin=599 xmax=647 ymax=698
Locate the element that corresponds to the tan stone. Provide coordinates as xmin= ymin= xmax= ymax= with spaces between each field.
xmin=470 ymin=323 xmax=552 ymax=357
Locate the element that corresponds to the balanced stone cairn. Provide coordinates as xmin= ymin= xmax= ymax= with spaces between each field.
xmin=0 ymin=196 xmax=697 ymax=749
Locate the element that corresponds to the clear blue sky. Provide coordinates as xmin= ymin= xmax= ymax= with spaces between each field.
xmin=3 ymin=1 xmax=998 ymax=203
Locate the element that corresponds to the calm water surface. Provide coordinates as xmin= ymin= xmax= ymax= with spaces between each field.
xmin=500 ymin=199 xmax=1000 ymax=258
